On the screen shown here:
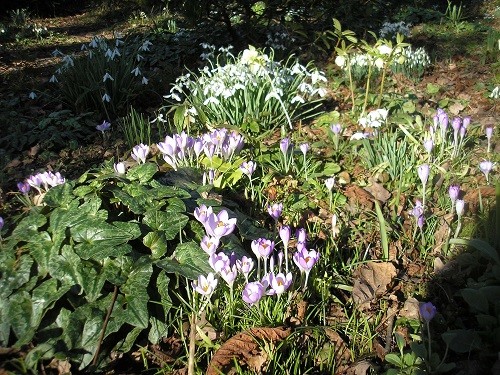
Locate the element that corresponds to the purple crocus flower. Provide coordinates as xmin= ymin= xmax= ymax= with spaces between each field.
xmin=209 ymin=252 xmax=230 ymax=273
xmin=267 ymin=202 xmax=283 ymax=220
xmin=456 ymin=199 xmax=465 ymax=217
xmin=0 ymin=216 xmax=4 ymax=230
xmin=419 ymin=302 xmax=437 ymax=322
xmin=193 ymin=138 xmax=204 ymax=158
xmin=423 ymin=139 xmax=434 ymax=154
xmin=279 ymin=226 xmax=290 ymax=249
xmin=192 ymin=273 xmax=218 ymax=296
xmin=194 ymin=205 xmax=213 ymax=224
xmin=485 ymin=126 xmax=494 ymax=140
xmin=204 ymin=209 xmax=237 ymax=239
xmin=280 ymin=137 xmax=291 ymax=156
xmin=462 ymin=116 xmax=470 ymax=129
xmin=131 ymin=143 xmax=149 ymax=164
xmin=219 ymin=264 xmax=238 ymax=288
xmin=242 ymin=281 xmax=265 ymax=305
xmin=200 ymin=235 xmax=219 ymax=255
xmin=448 ymin=185 xmax=460 ymax=203
xmin=251 ymin=238 xmax=275 ymax=260
xmin=236 ymin=256 xmax=254 ymax=282
xmin=293 ymin=248 xmax=319 ymax=288
xmin=96 ymin=120 xmax=111 ymax=133
xmin=296 ymin=228 xmax=307 ymax=243
xmin=417 ymin=164 xmax=430 ymax=186
xmin=299 ymin=143 xmax=310 ymax=156
xmin=330 ymin=123 xmax=342 ymax=134
xmin=411 ymin=200 xmax=424 ymax=219
xmin=479 ymin=160 xmax=494 ymax=183
xmin=417 ymin=214 xmax=424 ymax=229
xmin=266 ymin=272 xmax=293 ymax=295
xmin=451 ymin=117 xmax=461 ymax=132
xmin=17 ymin=181 xmax=30 ymax=194
xmin=240 ymin=161 xmax=256 ymax=177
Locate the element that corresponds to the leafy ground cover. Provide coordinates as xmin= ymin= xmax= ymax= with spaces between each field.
xmin=0 ymin=1 xmax=499 ymax=374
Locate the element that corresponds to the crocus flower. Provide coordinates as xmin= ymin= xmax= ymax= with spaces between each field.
xmin=479 ymin=160 xmax=494 ymax=183
xmin=209 ymin=252 xmax=230 ymax=273
xmin=296 ymin=228 xmax=307 ymax=244
xmin=242 ymin=281 xmax=265 ymax=305
xmin=448 ymin=185 xmax=460 ymax=203
xmin=330 ymin=123 xmax=342 ymax=134
xmin=451 ymin=117 xmax=461 ymax=132
xmin=131 ymin=143 xmax=149 ymax=164
xmin=194 ymin=205 xmax=213 ymax=224
xmin=251 ymin=238 xmax=275 ymax=260
xmin=240 ymin=161 xmax=256 ymax=177
xmin=114 ymin=162 xmax=126 ymax=175
xmin=411 ymin=200 xmax=424 ymax=218
xmin=280 ymin=137 xmax=291 ymax=156
xmin=17 ymin=181 xmax=30 ymax=194
xmin=267 ymin=202 xmax=283 ymax=220
xmin=266 ymin=272 xmax=293 ymax=295
xmin=462 ymin=116 xmax=470 ymax=129
xmin=419 ymin=302 xmax=437 ymax=322
xmin=236 ymin=256 xmax=254 ymax=282
xmin=455 ymin=199 xmax=465 ymax=217
xmin=485 ymin=126 xmax=493 ymax=140
xmin=219 ymin=264 xmax=238 ymax=288
xmin=200 ymin=235 xmax=219 ymax=255
xmin=300 ymin=143 xmax=310 ymax=156
xmin=325 ymin=177 xmax=335 ymax=191
xmin=331 ymin=214 xmax=340 ymax=239
xmin=423 ymin=139 xmax=433 ymax=154
xmin=192 ymin=273 xmax=218 ymax=296
xmin=96 ymin=120 xmax=111 ymax=133
xmin=0 ymin=217 xmax=4 ymax=230
xmin=293 ymin=248 xmax=319 ymax=288
xmin=279 ymin=226 xmax=290 ymax=248
xmin=417 ymin=164 xmax=430 ymax=186
xmin=204 ymin=209 xmax=237 ymax=239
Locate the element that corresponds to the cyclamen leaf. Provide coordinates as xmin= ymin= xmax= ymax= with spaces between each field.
xmin=143 ymin=231 xmax=168 ymax=258
xmin=0 ymin=254 xmax=34 ymax=300
xmin=126 ymin=162 xmax=158 ymax=183
xmin=7 ymin=291 xmax=34 ymax=346
xmin=157 ymin=242 xmax=212 ymax=279
xmin=120 ymin=259 xmax=153 ymax=328
xmin=31 ymin=279 xmax=71 ymax=328
xmin=43 ymin=182 xmax=75 ymax=208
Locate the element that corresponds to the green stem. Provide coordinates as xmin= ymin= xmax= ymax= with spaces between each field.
xmin=377 ymin=64 xmax=387 ymax=108
xmin=362 ymin=63 xmax=373 ymax=115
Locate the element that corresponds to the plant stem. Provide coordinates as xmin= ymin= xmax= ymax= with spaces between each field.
xmin=188 ymin=312 xmax=196 ymax=375
xmin=92 ymin=284 xmax=119 ymax=367
xmin=362 ymin=63 xmax=373 ymax=115
xmin=377 ymin=65 xmax=387 ymax=108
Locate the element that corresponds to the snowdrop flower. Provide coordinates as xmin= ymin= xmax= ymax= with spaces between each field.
xmin=103 ymin=72 xmax=114 ymax=82
xmin=49 ymin=75 xmax=58 ymax=83
xmin=141 ymin=76 xmax=148 ymax=85
xmin=131 ymin=66 xmax=142 ymax=76
xmin=102 ymin=93 xmax=111 ymax=102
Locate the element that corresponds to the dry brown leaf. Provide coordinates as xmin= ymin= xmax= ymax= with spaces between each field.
xmin=207 ymin=327 xmax=292 ymax=375
xmin=28 ymin=144 xmax=40 ymax=157
xmin=464 ymin=186 xmax=496 ymax=213
xmin=344 ymin=185 xmax=374 ymax=212
xmin=45 ymin=358 xmax=71 ymax=375
xmin=365 ymin=178 xmax=391 ymax=204
xmin=346 ymin=360 xmax=373 ymax=375
xmin=352 ymin=262 xmax=397 ymax=311
xmin=3 ymin=158 xmax=21 ymax=169
xmin=399 ymin=297 xmax=420 ymax=320
xmin=449 ymin=101 xmax=465 ymax=115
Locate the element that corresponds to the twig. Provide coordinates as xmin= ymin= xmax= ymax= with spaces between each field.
xmin=92 ymin=285 xmax=119 ymax=367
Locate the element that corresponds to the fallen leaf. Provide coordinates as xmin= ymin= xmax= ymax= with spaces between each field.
xmin=449 ymin=101 xmax=465 ymax=115
xmin=207 ymin=327 xmax=292 ymax=375
xmin=3 ymin=158 xmax=21 ymax=169
xmin=352 ymin=262 xmax=397 ymax=311
xmin=365 ymin=178 xmax=391 ymax=203
xmin=344 ymin=184 xmax=374 ymax=212
xmin=399 ymin=297 xmax=420 ymax=320
xmin=346 ymin=360 xmax=373 ymax=375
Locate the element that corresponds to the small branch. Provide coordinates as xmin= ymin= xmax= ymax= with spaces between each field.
xmin=92 ymin=285 xmax=119 ymax=367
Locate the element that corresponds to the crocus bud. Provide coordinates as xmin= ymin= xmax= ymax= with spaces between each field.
xmin=418 ymin=164 xmax=430 ymax=186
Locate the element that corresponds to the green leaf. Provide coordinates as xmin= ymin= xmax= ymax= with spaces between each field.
xmin=7 ymin=291 xmax=34 ymax=346
xmin=43 ymin=182 xmax=75 ymax=208
xmin=384 ymin=353 xmax=403 ymax=367
xmin=120 ymin=259 xmax=152 ymax=328
xmin=31 ymin=279 xmax=71 ymax=327
xmin=11 ymin=213 xmax=47 ymax=241
xmin=157 ymin=241 xmax=212 ymax=279
xmin=0 ymin=255 xmax=34 ymax=300
xmin=127 ymin=163 xmax=158 ymax=183
xmin=461 ymin=288 xmax=489 ymax=314
xmin=449 ymin=238 xmax=499 ymax=264
xmin=441 ymin=329 xmax=482 ymax=353
xmin=143 ymin=231 xmax=168 ymax=258
xmin=426 ymin=83 xmax=440 ymax=95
